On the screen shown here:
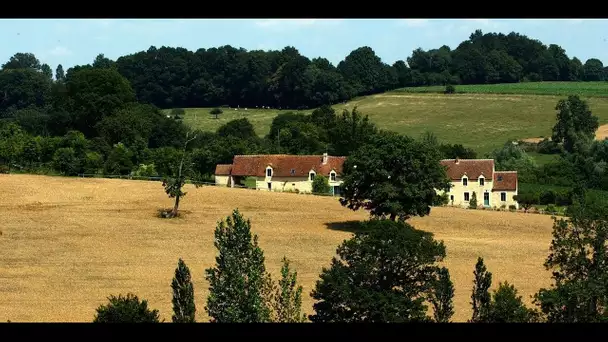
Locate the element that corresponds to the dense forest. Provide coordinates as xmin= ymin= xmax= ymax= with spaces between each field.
xmin=1 ymin=29 xmax=606 ymax=115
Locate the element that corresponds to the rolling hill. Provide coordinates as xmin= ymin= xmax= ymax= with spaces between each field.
xmin=175 ymin=82 xmax=608 ymax=155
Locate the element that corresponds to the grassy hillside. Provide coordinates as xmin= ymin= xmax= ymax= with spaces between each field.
xmin=0 ymin=174 xmax=554 ymax=322
xmin=394 ymin=81 xmax=608 ymax=97
xmin=177 ymin=86 xmax=608 ymax=155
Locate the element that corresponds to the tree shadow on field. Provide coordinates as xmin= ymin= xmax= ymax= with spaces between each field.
xmin=324 ymin=220 xmax=372 ymax=234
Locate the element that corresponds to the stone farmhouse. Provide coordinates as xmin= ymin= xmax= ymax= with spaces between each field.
xmin=214 ymin=153 xmax=346 ymax=195
xmin=214 ymin=154 xmax=519 ymax=209
xmin=439 ymin=158 xmax=519 ymax=209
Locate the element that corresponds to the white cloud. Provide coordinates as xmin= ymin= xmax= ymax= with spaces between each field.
xmin=397 ymin=19 xmax=428 ymax=27
xmin=253 ymin=19 xmax=342 ymax=30
xmin=463 ymin=19 xmax=501 ymax=29
xmin=48 ymin=46 xmax=72 ymax=56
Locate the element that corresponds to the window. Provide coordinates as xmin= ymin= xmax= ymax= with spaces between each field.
xmin=464 ymin=192 xmax=470 ymax=201
xmin=309 ymin=172 xmax=315 ymax=181
xmin=462 ymin=177 xmax=468 ymax=186
xmin=290 ymin=168 xmax=296 ymax=176
xmin=479 ymin=178 xmax=484 ymax=186
xmin=330 ymin=172 xmax=336 ymax=182
xmin=497 ymin=175 xmax=503 ymax=181
xmin=450 ymin=195 xmax=454 ymax=202
xmin=266 ymin=168 xmax=272 ymax=177
xmin=501 ymin=192 xmax=506 ymax=201
xmin=267 ymin=182 xmax=272 ymax=190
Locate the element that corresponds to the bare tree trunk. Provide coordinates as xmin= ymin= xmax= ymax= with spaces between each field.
xmin=172 ymin=195 xmax=181 ymax=217
xmin=390 ymin=213 xmax=397 ymax=221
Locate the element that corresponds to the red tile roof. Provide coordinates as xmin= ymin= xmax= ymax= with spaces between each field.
xmin=440 ymin=159 xmax=495 ymax=180
xmin=492 ymin=171 xmax=518 ymax=191
xmin=214 ymin=164 xmax=233 ymax=176
xmin=225 ymin=154 xmax=346 ymax=177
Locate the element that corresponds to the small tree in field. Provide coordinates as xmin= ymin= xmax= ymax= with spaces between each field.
xmin=205 ymin=209 xmax=273 ymax=323
xmin=470 ymin=257 xmax=492 ymax=323
xmin=161 ymin=131 xmax=200 ymax=218
xmin=428 ymin=267 xmax=455 ymax=323
xmin=469 ymin=191 xmax=478 ymax=209
xmin=312 ymin=175 xmax=331 ymax=195
xmin=210 ymin=108 xmax=223 ymax=119
xmin=93 ymin=293 xmax=160 ymax=323
xmin=272 ymin=257 xmax=307 ymax=323
xmin=171 ymin=258 xmax=196 ymax=323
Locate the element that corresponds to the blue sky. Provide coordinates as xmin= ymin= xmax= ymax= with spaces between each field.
xmin=0 ymin=19 xmax=607 ymax=72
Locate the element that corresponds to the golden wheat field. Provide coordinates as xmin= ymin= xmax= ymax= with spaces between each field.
xmin=0 ymin=174 xmax=556 ymax=322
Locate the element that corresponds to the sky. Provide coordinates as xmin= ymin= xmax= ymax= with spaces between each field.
xmin=0 ymin=19 xmax=607 ymax=72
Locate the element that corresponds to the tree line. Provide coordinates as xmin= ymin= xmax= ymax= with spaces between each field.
xmin=3 ymin=28 xmax=607 ymax=114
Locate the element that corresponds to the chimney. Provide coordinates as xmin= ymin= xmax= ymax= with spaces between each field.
xmin=455 ymin=157 xmax=460 ymax=164
xmin=322 ymin=153 xmax=328 ymax=165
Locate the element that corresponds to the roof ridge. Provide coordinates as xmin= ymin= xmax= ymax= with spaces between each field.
xmin=234 ymin=154 xmax=346 ymax=158
xmin=441 ymin=158 xmax=495 ymax=161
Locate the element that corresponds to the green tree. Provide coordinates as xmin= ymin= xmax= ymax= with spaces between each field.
xmin=488 ymin=281 xmax=539 ymax=323
xmin=0 ymin=122 xmax=27 ymax=170
xmin=103 ymin=142 xmax=133 ymax=176
xmin=551 ymin=95 xmax=599 ymax=153
xmin=205 ymin=209 xmax=273 ymax=323
xmin=470 ymin=257 xmax=492 ymax=323
xmin=469 ymin=191 xmax=478 ymax=209
xmin=487 ymin=141 xmax=538 ymax=183
xmin=312 ymin=175 xmax=331 ymax=195
xmin=210 ymin=108 xmax=223 ymax=119
xmin=309 ymin=219 xmax=446 ymax=323
xmin=52 ymin=147 xmax=80 ymax=176
xmin=55 ymin=64 xmax=65 ymax=82
xmin=340 ymin=131 xmax=451 ymax=221
xmin=41 ymin=63 xmax=53 ymax=80
xmin=93 ymin=293 xmax=160 ymax=323
xmin=534 ymin=197 xmax=608 ymax=322
xmin=428 ymin=267 xmax=455 ymax=323
xmin=65 ymin=67 xmax=136 ymax=137
xmin=272 ymin=257 xmax=307 ymax=323
xmin=2 ymin=52 xmax=42 ymax=70
xmin=217 ymin=118 xmax=257 ymax=140
xmin=171 ymin=258 xmax=196 ymax=323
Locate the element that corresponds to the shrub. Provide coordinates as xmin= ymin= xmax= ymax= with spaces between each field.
xmin=93 ymin=293 xmax=160 ymax=323
xmin=312 ymin=175 xmax=331 ymax=195
xmin=509 ymin=205 xmax=517 ymax=211
xmin=545 ymin=204 xmax=558 ymax=215
xmin=444 ymin=84 xmax=456 ymax=94
xmin=469 ymin=192 xmax=478 ymax=209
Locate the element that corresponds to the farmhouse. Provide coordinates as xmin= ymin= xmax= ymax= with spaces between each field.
xmin=439 ymin=158 xmax=518 ymax=209
xmin=214 ymin=153 xmax=346 ymax=195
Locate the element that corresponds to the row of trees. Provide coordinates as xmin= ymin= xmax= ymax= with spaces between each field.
xmin=3 ymin=27 xmax=606 ymax=114
xmin=95 ymin=195 xmax=608 ymax=323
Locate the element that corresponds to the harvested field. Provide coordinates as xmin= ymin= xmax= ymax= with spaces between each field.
xmin=522 ymin=124 xmax=608 ymax=143
xmin=0 ymin=174 xmax=555 ymax=322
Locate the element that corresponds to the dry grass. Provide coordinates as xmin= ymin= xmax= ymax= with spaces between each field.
xmin=0 ymin=174 xmax=555 ymax=322
xmin=522 ymin=124 xmax=608 ymax=143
